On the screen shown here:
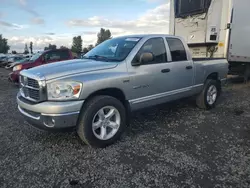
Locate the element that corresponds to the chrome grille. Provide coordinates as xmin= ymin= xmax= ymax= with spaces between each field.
xmin=27 ymin=78 xmax=39 ymax=88
xmin=22 ymin=87 xmax=40 ymax=100
xmin=19 ymin=75 xmax=45 ymax=102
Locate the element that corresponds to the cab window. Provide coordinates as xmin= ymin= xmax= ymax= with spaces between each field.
xmin=166 ymin=38 xmax=187 ymax=62
xmin=133 ymin=37 xmax=167 ymax=65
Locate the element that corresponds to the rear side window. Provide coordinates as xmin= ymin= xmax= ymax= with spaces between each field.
xmin=58 ymin=50 xmax=70 ymax=59
xmin=46 ymin=50 xmax=70 ymax=60
xmin=135 ymin=37 xmax=167 ymax=64
xmin=47 ymin=51 xmax=61 ymax=60
xmin=166 ymin=38 xmax=187 ymax=62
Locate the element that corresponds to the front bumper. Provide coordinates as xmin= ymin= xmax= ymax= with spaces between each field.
xmin=17 ymin=93 xmax=84 ymax=130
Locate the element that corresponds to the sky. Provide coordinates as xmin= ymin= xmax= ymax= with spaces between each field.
xmin=0 ymin=0 xmax=170 ymax=52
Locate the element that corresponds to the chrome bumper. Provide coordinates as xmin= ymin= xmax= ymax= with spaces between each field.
xmin=17 ymin=92 xmax=84 ymax=130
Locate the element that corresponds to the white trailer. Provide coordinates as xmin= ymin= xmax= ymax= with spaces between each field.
xmin=170 ymin=0 xmax=250 ymax=81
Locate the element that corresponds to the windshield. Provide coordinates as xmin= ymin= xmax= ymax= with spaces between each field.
xmin=83 ymin=37 xmax=141 ymax=62
xmin=16 ymin=58 xmax=29 ymax=63
xmin=29 ymin=53 xmax=41 ymax=62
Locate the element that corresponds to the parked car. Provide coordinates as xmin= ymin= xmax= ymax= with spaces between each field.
xmin=0 ymin=56 xmax=10 ymax=67
xmin=9 ymin=49 xmax=74 ymax=83
xmin=8 ymin=56 xmax=23 ymax=63
xmin=5 ymin=58 xmax=30 ymax=69
xmin=0 ymin=55 xmax=23 ymax=67
xmin=17 ymin=34 xmax=228 ymax=148
xmin=0 ymin=56 xmax=7 ymax=63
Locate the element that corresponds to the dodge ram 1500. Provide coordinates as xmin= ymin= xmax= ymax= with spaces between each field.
xmin=17 ymin=34 xmax=228 ymax=148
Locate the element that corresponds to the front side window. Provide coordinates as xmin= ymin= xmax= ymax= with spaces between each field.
xmin=83 ymin=37 xmax=141 ymax=62
xmin=134 ymin=37 xmax=167 ymax=65
xmin=29 ymin=53 xmax=42 ymax=62
xmin=166 ymin=38 xmax=187 ymax=62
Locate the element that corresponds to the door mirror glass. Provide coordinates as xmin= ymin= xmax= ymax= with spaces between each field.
xmin=139 ymin=52 xmax=154 ymax=64
xmin=132 ymin=52 xmax=154 ymax=66
xmin=132 ymin=37 xmax=167 ymax=66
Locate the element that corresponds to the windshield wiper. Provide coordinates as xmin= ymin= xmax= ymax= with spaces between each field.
xmin=83 ymin=55 xmax=120 ymax=62
xmin=82 ymin=55 xmax=105 ymax=59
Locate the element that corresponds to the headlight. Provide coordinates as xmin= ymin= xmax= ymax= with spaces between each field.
xmin=13 ymin=65 xmax=22 ymax=71
xmin=47 ymin=81 xmax=82 ymax=100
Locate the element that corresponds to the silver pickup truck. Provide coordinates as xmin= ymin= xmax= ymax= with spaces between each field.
xmin=17 ymin=34 xmax=228 ymax=148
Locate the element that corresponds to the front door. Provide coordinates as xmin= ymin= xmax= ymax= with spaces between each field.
xmin=127 ymin=37 xmax=173 ymax=109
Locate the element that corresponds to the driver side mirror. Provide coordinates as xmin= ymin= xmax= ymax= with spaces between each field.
xmin=132 ymin=52 xmax=154 ymax=66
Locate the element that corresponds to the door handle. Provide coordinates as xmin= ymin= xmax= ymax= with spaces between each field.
xmin=161 ymin=68 xmax=170 ymax=73
xmin=186 ymin=66 xmax=193 ymax=70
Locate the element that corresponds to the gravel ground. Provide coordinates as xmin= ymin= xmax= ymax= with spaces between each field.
xmin=0 ymin=68 xmax=250 ymax=188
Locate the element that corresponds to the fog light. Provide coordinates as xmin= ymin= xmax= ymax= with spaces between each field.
xmin=44 ymin=117 xmax=55 ymax=128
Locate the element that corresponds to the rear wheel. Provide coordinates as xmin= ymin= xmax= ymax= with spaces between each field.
xmin=77 ymin=95 xmax=126 ymax=148
xmin=196 ymin=79 xmax=220 ymax=109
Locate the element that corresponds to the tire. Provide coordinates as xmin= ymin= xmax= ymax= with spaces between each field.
xmin=77 ymin=95 xmax=126 ymax=148
xmin=196 ymin=79 xmax=221 ymax=110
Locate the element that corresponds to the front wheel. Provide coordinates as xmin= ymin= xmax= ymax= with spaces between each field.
xmin=196 ymin=79 xmax=221 ymax=110
xmin=77 ymin=95 xmax=126 ymax=148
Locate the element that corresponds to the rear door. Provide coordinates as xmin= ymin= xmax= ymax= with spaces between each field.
xmin=44 ymin=50 xmax=70 ymax=64
xmin=165 ymin=37 xmax=194 ymax=91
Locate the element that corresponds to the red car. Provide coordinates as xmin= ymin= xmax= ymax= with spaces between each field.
xmin=9 ymin=49 xmax=74 ymax=83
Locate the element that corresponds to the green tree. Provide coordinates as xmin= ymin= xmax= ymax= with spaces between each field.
xmin=82 ymin=47 xmax=89 ymax=54
xmin=96 ymin=28 xmax=112 ymax=46
xmin=29 ymin=42 xmax=33 ymax=54
xmin=87 ymin=44 xmax=94 ymax=51
xmin=12 ymin=50 xmax=17 ymax=54
xmin=24 ymin=43 xmax=29 ymax=54
xmin=0 ymin=34 xmax=10 ymax=53
xmin=60 ymin=46 xmax=68 ymax=49
xmin=44 ymin=44 xmax=57 ymax=50
xmin=71 ymin=36 xmax=82 ymax=53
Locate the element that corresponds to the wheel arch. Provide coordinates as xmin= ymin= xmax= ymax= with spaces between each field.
xmin=205 ymin=72 xmax=221 ymax=87
xmin=86 ymin=88 xmax=126 ymax=103
xmin=206 ymin=72 xmax=219 ymax=81
xmin=83 ymin=88 xmax=131 ymax=120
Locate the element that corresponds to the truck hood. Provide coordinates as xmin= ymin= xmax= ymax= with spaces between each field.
xmin=26 ymin=59 xmax=118 ymax=80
